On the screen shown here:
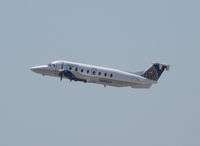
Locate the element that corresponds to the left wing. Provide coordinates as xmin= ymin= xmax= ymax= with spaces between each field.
xmin=69 ymin=67 xmax=91 ymax=82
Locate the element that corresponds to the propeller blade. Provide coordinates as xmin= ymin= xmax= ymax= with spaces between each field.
xmin=59 ymin=63 xmax=64 ymax=81
xmin=60 ymin=74 xmax=63 ymax=81
xmin=61 ymin=63 xmax=64 ymax=69
xmin=59 ymin=72 xmax=63 ymax=81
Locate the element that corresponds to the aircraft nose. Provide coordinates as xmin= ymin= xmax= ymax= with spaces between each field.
xmin=30 ymin=65 xmax=48 ymax=74
xmin=30 ymin=66 xmax=40 ymax=73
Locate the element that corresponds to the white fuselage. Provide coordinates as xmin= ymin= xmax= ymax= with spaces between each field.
xmin=31 ymin=60 xmax=156 ymax=88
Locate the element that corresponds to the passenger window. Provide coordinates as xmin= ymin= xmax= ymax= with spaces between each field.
xmin=87 ymin=70 xmax=89 ymax=74
xmin=81 ymin=69 xmax=84 ymax=72
xmin=98 ymin=72 xmax=101 ymax=75
xmin=110 ymin=74 xmax=113 ymax=78
xmin=93 ymin=71 xmax=96 ymax=75
xmin=104 ymin=73 xmax=107 ymax=76
xmin=75 ymin=67 xmax=78 ymax=71
xmin=69 ymin=67 xmax=72 ymax=70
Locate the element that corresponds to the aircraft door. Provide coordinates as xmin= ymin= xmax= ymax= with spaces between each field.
xmin=54 ymin=63 xmax=57 ymax=71
xmin=54 ymin=62 xmax=64 ymax=72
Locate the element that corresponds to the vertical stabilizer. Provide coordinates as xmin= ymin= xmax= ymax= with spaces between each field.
xmin=141 ymin=63 xmax=170 ymax=81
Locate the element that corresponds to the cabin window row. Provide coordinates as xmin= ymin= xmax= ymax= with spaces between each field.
xmin=68 ymin=66 xmax=113 ymax=78
xmin=92 ymin=71 xmax=113 ymax=78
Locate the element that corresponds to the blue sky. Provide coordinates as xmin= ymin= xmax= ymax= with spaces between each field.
xmin=0 ymin=0 xmax=200 ymax=146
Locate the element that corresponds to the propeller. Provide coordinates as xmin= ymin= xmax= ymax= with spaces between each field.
xmin=59 ymin=72 xmax=63 ymax=81
xmin=58 ymin=63 xmax=64 ymax=81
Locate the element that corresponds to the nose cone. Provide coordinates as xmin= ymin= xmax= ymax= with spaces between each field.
xmin=30 ymin=66 xmax=38 ymax=73
xmin=30 ymin=66 xmax=42 ymax=74
xmin=30 ymin=65 xmax=48 ymax=74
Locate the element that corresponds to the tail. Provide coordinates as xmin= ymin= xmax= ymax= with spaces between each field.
xmin=141 ymin=63 xmax=170 ymax=81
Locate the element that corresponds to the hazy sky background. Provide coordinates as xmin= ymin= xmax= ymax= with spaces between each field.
xmin=0 ymin=0 xmax=200 ymax=146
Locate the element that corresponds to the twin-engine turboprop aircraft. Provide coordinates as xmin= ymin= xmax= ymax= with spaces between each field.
xmin=31 ymin=60 xmax=169 ymax=88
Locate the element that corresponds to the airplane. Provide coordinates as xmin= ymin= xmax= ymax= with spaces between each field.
xmin=30 ymin=60 xmax=169 ymax=88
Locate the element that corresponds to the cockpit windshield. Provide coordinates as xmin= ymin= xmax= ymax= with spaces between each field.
xmin=48 ymin=63 xmax=56 ymax=68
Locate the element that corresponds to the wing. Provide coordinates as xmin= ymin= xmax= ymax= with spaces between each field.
xmin=66 ymin=67 xmax=91 ymax=82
